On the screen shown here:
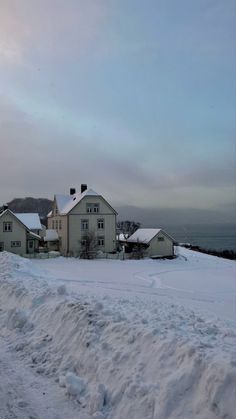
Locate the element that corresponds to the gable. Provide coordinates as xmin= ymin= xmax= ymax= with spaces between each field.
xmin=69 ymin=194 xmax=117 ymax=215
xmin=0 ymin=209 xmax=28 ymax=233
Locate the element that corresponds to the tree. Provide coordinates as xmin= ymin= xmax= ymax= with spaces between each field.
xmin=117 ymin=220 xmax=140 ymax=239
xmin=80 ymin=231 xmax=98 ymax=259
xmin=131 ymin=239 xmax=146 ymax=259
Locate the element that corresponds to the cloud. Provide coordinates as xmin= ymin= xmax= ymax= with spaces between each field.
xmin=0 ymin=97 xmax=235 ymax=213
xmin=0 ymin=0 xmax=106 ymax=66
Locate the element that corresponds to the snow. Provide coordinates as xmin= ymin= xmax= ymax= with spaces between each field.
xmin=28 ymin=231 xmax=41 ymax=240
xmin=55 ymin=189 xmax=99 ymax=215
xmin=0 ymin=249 xmax=236 ymax=419
xmin=127 ymin=228 xmax=162 ymax=243
xmin=55 ymin=194 xmax=72 ymax=213
xmin=15 ymin=213 xmax=42 ymax=230
xmin=44 ymin=229 xmax=59 ymax=241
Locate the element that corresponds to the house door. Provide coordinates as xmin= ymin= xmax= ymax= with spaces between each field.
xmin=28 ymin=240 xmax=34 ymax=253
xmin=0 ymin=242 xmax=4 ymax=252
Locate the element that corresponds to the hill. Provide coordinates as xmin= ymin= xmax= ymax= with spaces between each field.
xmin=1 ymin=197 xmax=52 ymax=223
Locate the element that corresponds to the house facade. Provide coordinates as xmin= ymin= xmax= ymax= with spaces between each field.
xmin=47 ymin=185 xmax=117 ymax=256
xmin=0 ymin=209 xmax=41 ymax=255
xmin=125 ymin=228 xmax=175 ymax=258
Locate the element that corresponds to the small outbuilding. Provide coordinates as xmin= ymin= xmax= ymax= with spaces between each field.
xmin=44 ymin=229 xmax=59 ymax=251
xmin=126 ymin=228 xmax=175 ymax=258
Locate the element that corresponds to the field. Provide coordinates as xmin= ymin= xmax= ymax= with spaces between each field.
xmin=0 ymin=248 xmax=235 ymax=419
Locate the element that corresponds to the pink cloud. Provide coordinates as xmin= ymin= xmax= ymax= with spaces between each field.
xmin=0 ymin=0 xmax=107 ymax=65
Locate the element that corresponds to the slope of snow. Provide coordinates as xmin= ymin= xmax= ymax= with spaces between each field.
xmin=0 ymin=249 xmax=236 ymax=419
xmin=15 ymin=213 xmax=42 ymax=230
xmin=127 ymin=228 xmax=162 ymax=243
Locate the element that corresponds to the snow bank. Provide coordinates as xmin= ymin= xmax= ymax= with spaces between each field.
xmin=0 ymin=251 xmax=236 ymax=419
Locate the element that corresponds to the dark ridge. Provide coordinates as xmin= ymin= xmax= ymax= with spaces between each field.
xmin=0 ymin=197 xmax=53 ymax=226
xmin=180 ymin=244 xmax=236 ymax=260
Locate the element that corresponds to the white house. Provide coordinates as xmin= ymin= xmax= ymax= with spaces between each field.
xmin=125 ymin=228 xmax=175 ymax=258
xmin=0 ymin=208 xmax=41 ymax=255
xmin=47 ymin=185 xmax=117 ymax=256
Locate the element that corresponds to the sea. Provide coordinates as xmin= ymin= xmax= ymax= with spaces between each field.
xmin=162 ymin=224 xmax=236 ymax=252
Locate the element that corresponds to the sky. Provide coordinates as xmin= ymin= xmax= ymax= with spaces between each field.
xmin=0 ymin=0 xmax=235 ymax=222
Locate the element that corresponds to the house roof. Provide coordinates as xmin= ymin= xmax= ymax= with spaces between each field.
xmin=28 ymin=231 xmax=41 ymax=240
xmin=127 ymin=228 xmax=175 ymax=244
xmin=15 ymin=213 xmax=42 ymax=230
xmin=53 ymin=188 xmax=117 ymax=215
xmin=44 ymin=229 xmax=59 ymax=242
xmin=0 ymin=209 xmax=41 ymax=239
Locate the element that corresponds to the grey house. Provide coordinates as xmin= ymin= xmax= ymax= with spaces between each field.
xmin=47 ymin=184 xmax=117 ymax=256
xmin=0 ymin=208 xmax=41 ymax=255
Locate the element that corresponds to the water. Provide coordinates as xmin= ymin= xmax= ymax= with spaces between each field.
xmin=163 ymin=224 xmax=236 ymax=252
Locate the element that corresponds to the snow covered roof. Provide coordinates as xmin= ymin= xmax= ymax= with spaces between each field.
xmin=47 ymin=210 xmax=52 ymax=217
xmin=15 ymin=213 xmax=42 ymax=230
xmin=127 ymin=228 xmax=165 ymax=244
xmin=0 ymin=209 xmax=41 ymax=236
xmin=44 ymin=229 xmax=59 ymax=242
xmin=28 ymin=231 xmax=41 ymax=240
xmin=54 ymin=189 xmax=100 ymax=215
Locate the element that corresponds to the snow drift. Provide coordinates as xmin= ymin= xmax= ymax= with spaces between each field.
xmin=0 ymin=251 xmax=235 ymax=419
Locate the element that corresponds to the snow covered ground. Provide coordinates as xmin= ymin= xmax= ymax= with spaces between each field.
xmin=0 ymin=248 xmax=235 ymax=419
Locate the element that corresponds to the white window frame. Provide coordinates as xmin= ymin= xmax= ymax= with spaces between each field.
xmin=11 ymin=241 xmax=21 ymax=247
xmin=86 ymin=203 xmax=92 ymax=213
xmin=81 ymin=219 xmax=89 ymax=230
xmin=3 ymin=222 xmax=12 ymax=232
xmin=97 ymin=236 xmax=105 ymax=246
xmin=97 ymin=219 xmax=104 ymax=229
xmin=93 ymin=203 xmax=99 ymax=213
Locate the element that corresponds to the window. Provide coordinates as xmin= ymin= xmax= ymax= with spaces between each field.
xmin=0 ymin=242 xmax=4 ymax=251
xmin=3 ymin=222 xmax=12 ymax=232
xmin=86 ymin=203 xmax=92 ymax=213
xmin=81 ymin=219 xmax=89 ymax=230
xmin=158 ymin=237 xmax=164 ymax=242
xmin=97 ymin=219 xmax=104 ymax=229
xmin=55 ymin=220 xmax=58 ymax=230
xmin=81 ymin=239 xmax=87 ymax=246
xmin=11 ymin=241 xmax=21 ymax=247
xmin=59 ymin=220 xmax=62 ymax=230
xmin=94 ymin=203 xmax=99 ymax=213
xmin=52 ymin=220 xmax=55 ymax=229
xmin=86 ymin=203 xmax=100 ymax=213
xmin=97 ymin=236 xmax=104 ymax=246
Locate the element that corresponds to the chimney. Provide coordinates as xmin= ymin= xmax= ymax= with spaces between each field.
xmin=70 ymin=188 xmax=76 ymax=195
xmin=3 ymin=204 xmax=8 ymax=211
xmin=81 ymin=184 xmax=87 ymax=194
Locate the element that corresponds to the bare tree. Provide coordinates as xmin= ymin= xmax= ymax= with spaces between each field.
xmin=117 ymin=220 xmax=141 ymax=239
xmin=80 ymin=231 xmax=98 ymax=259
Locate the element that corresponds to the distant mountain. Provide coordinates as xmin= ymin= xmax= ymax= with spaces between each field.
xmin=116 ymin=205 xmax=236 ymax=226
xmin=1 ymin=197 xmax=53 ymax=223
